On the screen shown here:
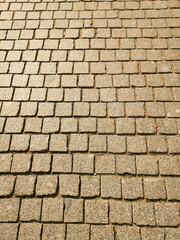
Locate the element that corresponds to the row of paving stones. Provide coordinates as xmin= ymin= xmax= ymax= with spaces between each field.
xmin=0 ymin=134 xmax=180 ymax=153
xmin=1 ymin=28 xmax=180 ymax=41
xmin=1 ymin=50 xmax=180 ymax=63
xmin=0 ymin=198 xmax=179 ymax=226
xmin=0 ymin=1 xmax=179 ymax=11
xmin=0 ymin=223 xmax=180 ymax=240
xmin=1 ymin=74 xmax=179 ymax=88
xmin=0 ymin=61 xmax=180 ymax=75
xmin=1 ymin=87 xmax=180 ymax=102
xmin=0 ymin=102 xmax=180 ymax=118
xmin=1 ymin=117 xmax=180 ymax=134
xmin=0 ymin=154 xmax=179 ymax=176
xmin=1 ymin=174 xmax=180 ymax=200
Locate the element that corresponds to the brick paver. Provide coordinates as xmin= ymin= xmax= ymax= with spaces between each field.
xmin=0 ymin=0 xmax=180 ymax=239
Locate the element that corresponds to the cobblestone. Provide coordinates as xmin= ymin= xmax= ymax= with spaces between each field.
xmin=0 ymin=0 xmax=180 ymax=237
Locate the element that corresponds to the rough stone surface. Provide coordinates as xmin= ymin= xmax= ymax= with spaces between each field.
xmin=0 ymin=0 xmax=180 ymax=237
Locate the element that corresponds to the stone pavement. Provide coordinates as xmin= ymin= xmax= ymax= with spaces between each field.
xmin=0 ymin=0 xmax=180 ymax=239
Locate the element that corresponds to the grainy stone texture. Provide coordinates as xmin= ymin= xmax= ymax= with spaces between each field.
xmin=0 ymin=0 xmax=180 ymax=238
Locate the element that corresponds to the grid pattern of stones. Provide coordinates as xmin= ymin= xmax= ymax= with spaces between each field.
xmin=0 ymin=0 xmax=180 ymax=239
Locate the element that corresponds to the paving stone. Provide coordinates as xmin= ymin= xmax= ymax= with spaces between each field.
xmin=81 ymin=176 xmax=99 ymax=197
xmin=1 ymin=102 xmax=20 ymax=116
xmin=11 ymin=134 xmax=30 ymax=152
xmin=79 ymin=118 xmax=96 ymax=133
xmin=116 ymin=155 xmax=136 ymax=175
xmin=0 ymin=176 xmax=15 ymax=197
xmin=147 ymin=136 xmax=167 ymax=153
xmin=11 ymin=154 xmax=31 ymax=173
xmin=91 ymin=225 xmax=114 ymax=240
xmin=69 ymin=134 xmax=88 ymax=152
xmin=98 ymin=118 xmax=115 ymax=134
xmin=165 ymin=178 xmax=180 ymax=200
xmin=107 ymin=135 xmax=126 ymax=153
xmin=0 ymin=154 xmax=12 ymax=173
xmin=30 ymin=135 xmax=49 ymax=152
xmin=15 ymin=175 xmax=36 ymax=196
xmin=141 ymin=228 xmax=164 ymax=240
xmin=166 ymin=228 xmax=180 ymax=240
xmin=158 ymin=156 xmax=180 ymax=176
xmin=0 ymin=135 xmax=11 ymax=152
xmin=18 ymin=223 xmax=42 ymax=240
xmin=127 ymin=136 xmax=147 ymax=153
xmin=61 ymin=118 xmax=78 ymax=133
xmin=52 ymin=154 xmax=72 ymax=173
xmin=96 ymin=155 xmax=115 ymax=174
xmin=50 ymin=135 xmax=67 ymax=152
xmin=64 ymin=198 xmax=83 ymax=223
xmin=42 ymin=224 xmax=65 ymax=240
xmin=117 ymin=118 xmax=135 ymax=135
xmin=155 ymin=203 xmax=179 ymax=226
xmin=85 ymin=200 xmax=108 ymax=224
xmin=73 ymin=153 xmax=94 ymax=174
xmin=136 ymin=156 xmax=158 ymax=175
xmin=60 ymin=174 xmax=79 ymax=197
xmin=133 ymin=203 xmax=156 ymax=226
xmin=5 ymin=117 xmax=24 ymax=133
xmin=32 ymin=154 xmax=51 ymax=173
xmin=122 ymin=178 xmax=143 ymax=199
xmin=89 ymin=135 xmax=106 ymax=152
xmin=116 ymin=226 xmax=140 ymax=240
xmin=110 ymin=201 xmax=131 ymax=224
xmin=42 ymin=198 xmax=63 ymax=222
xmin=24 ymin=118 xmax=42 ymax=133
xmin=20 ymin=199 xmax=41 ymax=221
xmin=36 ymin=175 xmax=58 ymax=196
xmin=67 ymin=224 xmax=89 ymax=240
xmin=0 ymin=223 xmax=18 ymax=240
xmin=0 ymin=198 xmax=20 ymax=222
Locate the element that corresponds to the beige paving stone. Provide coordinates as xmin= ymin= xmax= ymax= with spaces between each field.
xmin=117 ymin=226 xmax=140 ymax=240
xmin=32 ymin=154 xmax=51 ymax=173
xmin=110 ymin=201 xmax=132 ymax=224
xmin=141 ymin=228 xmax=164 ymax=240
xmin=165 ymin=178 xmax=180 ymax=200
xmin=73 ymin=153 xmax=94 ymax=174
xmin=30 ymin=135 xmax=49 ymax=152
xmin=0 ymin=154 xmax=12 ymax=173
xmin=89 ymin=135 xmax=106 ymax=152
xmin=36 ymin=175 xmax=58 ymax=196
xmin=116 ymin=155 xmax=136 ymax=175
xmin=67 ymin=224 xmax=89 ymax=240
xmin=0 ymin=223 xmax=18 ymax=240
xmin=60 ymin=174 xmax=79 ymax=197
xmin=42 ymin=224 xmax=65 ymax=240
xmin=91 ymin=225 xmax=114 ymax=240
xmin=52 ymin=154 xmax=72 ymax=173
xmin=166 ymin=228 xmax=180 ymax=240
xmin=85 ymin=200 xmax=108 ymax=224
xmin=15 ymin=175 xmax=36 ymax=196
xmin=81 ymin=176 xmax=99 ymax=197
xmin=10 ymin=134 xmax=30 ymax=152
xmin=155 ymin=203 xmax=179 ymax=226
xmin=0 ymin=199 xmax=20 ymax=222
xmin=96 ymin=155 xmax=115 ymax=174
xmin=69 ymin=134 xmax=88 ymax=152
xmin=18 ymin=223 xmax=42 ymax=240
xmin=122 ymin=178 xmax=143 ymax=199
xmin=133 ymin=203 xmax=156 ymax=226
xmin=42 ymin=198 xmax=63 ymax=222
xmin=11 ymin=154 xmax=31 ymax=173
xmin=136 ymin=156 xmax=158 ymax=175
xmin=20 ymin=199 xmax=41 ymax=221
xmin=49 ymin=135 xmax=67 ymax=152
xmin=64 ymin=198 xmax=83 ymax=223
xmin=0 ymin=176 xmax=15 ymax=197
